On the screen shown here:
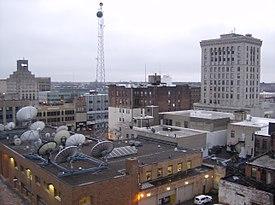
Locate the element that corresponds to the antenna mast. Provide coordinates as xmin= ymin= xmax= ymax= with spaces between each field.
xmin=96 ymin=2 xmax=105 ymax=83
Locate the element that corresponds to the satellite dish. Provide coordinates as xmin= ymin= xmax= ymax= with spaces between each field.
xmin=37 ymin=141 xmax=57 ymax=156
xmin=0 ymin=124 xmax=5 ymax=131
xmin=54 ymin=146 xmax=78 ymax=164
xmin=65 ymin=134 xmax=85 ymax=147
xmin=54 ymin=130 xmax=70 ymax=145
xmin=6 ymin=122 xmax=15 ymax=130
xmin=14 ymin=138 xmax=21 ymax=146
xmin=16 ymin=106 xmax=37 ymax=121
xmin=90 ymin=141 xmax=114 ymax=158
xmin=30 ymin=121 xmax=45 ymax=131
xmin=34 ymin=139 xmax=42 ymax=148
xmin=56 ymin=125 xmax=68 ymax=133
xmin=20 ymin=130 xmax=40 ymax=142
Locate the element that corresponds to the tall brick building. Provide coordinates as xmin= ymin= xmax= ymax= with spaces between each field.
xmin=108 ymin=74 xmax=200 ymax=137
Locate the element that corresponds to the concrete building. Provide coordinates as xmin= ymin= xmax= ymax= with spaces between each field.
xmin=0 ymin=126 xmax=219 ymax=205
xmin=227 ymin=116 xmax=275 ymax=157
xmin=108 ymin=75 xmax=199 ymax=138
xmin=38 ymin=91 xmax=75 ymax=104
xmin=36 ymin=103 xmax=76 ymax=130
xmin=160 ymin=110 xmax=233 ymax=149
xmin=194 ymin=33 xmax=263 ymax=116
xmin=84 ymin=91 xmax=108 ymax=132
xmin=129 ymin=125 xmax=207 ymax=150
xmin=219 ymin=131 xmax=275 ymax=205
xmin=0 ymin=99 xmax=31 ymax=125
xmin=6 ymin=60 xmax=38 ymax=100
xmin=5 ymin=59 xmax=51 ymax=101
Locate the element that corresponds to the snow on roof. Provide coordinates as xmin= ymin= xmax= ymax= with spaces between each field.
xmin=231 ymin=117 xmax=275 ymax=128
xmin=161 ymin=110 xmax=234 ymax=120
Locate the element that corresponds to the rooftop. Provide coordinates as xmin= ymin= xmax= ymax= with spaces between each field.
xmin=134 ymin=125 xmax=206 ymax=138
xmin=160 ymin=110 xmax=234 ymax=120
xmin=223 ymin=174 xmax=275 ymax=194
xmin=231 ymin=117 xmax=275 ymax=128
xmin=200 ymin=33 xmax=262 ymax=46
xmin=0 ymin=126 xmax=199 ymax=186
xmin=248 ymin=154 xmax=275 ymax=170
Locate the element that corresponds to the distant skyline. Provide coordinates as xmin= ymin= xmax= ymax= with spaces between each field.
xmin=0 ymin=0 xmax=275 ymax=82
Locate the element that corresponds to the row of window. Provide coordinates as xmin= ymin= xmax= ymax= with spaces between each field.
xmin=145 ymin=161 xmax=192 ymax=181
xmin=205 ymin=66 xmax=259 ymax=73
xmin=9 ymin=157 xmax=61 ymax=202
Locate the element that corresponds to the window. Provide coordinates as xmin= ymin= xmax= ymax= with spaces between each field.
xmin=26 ymin=169 xmax=32 ymax=180
xmin=177 ymin=163 xmax=182 ymax=172
xmin=35 ymin=176 xmax=40 ymax=185
xmin=262 ymin=139 xmax=267 ymax=150
xmin=251 ymin=167 xmax=257 ymax=178
xmin=79 ymin=196 xmax=91 ymax=205
xmin=187 ymin=161 xmax=192 ymax=169
xmin=157 ymin=168 xmax=163 ymax=177
xmin=146 ymin=171 xmax=152 ymax=180
xmin=231 ymin=130 xmax=235 ymax=138
xmin=167 ymin=165 xmax=173 ymax=175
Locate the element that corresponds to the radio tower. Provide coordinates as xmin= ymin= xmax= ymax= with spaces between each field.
xmin=96 ymin=2 xmax=105 ymax=83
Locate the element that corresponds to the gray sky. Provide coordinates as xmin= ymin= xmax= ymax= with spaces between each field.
xmin=0 ymin=0 xmax=275 ymax=82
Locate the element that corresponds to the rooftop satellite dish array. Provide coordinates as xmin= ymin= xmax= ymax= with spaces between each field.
xmin=2 ymin=106 xmax=117 ymax=177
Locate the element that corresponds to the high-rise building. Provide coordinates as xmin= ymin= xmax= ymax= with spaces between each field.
xmin=5 ymin=59 xmax=51 ymax=100
xmin=194 ymin=33 xmax=262 ymax=115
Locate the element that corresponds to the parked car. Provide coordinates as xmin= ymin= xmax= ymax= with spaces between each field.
xmin=194 ymin=195 xmax=213 ymax=204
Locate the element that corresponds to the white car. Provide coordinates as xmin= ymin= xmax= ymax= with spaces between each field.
xmin=194 ymin=195 xmax=213 ymax=204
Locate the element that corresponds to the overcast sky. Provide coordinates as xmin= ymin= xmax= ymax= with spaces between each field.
xmin=0 ymin=0 xmax=274 ymax=82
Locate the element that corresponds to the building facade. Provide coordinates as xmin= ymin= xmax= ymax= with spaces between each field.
xmin=36 ymin=103 xmax=76 ymax=130
xmin=5 ymin=60 xmax=51 ymax=101
xmin=195 ymin=33 xmax=262 ymax=115
xmin=84 ymin=91 xmax=108 ymax=133
xmin=108 ymin=77 xmax=198 ymax=137
xmin=219 ymin=131 xmax=275 ymax=205
xmin=0 ymin=128 xmax=218 ymax=205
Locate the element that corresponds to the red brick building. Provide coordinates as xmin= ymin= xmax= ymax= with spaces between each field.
xmin=0 ymin=126 xmax=216 ymax=205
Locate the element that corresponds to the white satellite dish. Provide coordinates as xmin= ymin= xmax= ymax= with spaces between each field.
xmin=54 ymin=146 xmax=78 ymax=164
xmin=54 ymin=130 xmax=70 ymax=145
xmin=90 ymin=141 xmax=114 ymax=158
xmin=16 ymin=106 xmax=37 ymax=122
xmin=20 ymin=130 xmax=40 ymax=142
xmin=0 ymin=124 xmax=5 ymax=131
xmin=14 ymin=138 xmax=21 ymax=146
xmin=65 ymin=134 xmax=85 ymax=147
xmin=5 ymin=122 xmax=15 ymax=130
xmin=56 ymin=125 xmax=68 ymax=133
xmin=38 ymin=141 xmax=57 ymax=156
xmin=30 ymin=121 xmax=45 ymax=131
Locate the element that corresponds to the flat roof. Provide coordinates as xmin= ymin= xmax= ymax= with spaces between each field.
xmin=160 ymin=110 xmax=233 ymax=120
xmin=248 ymin=154 xmax=275 ymax=170
xmin=134 ymin=125 xmax=206 ymax=138
xmin=223 ymin=174 xmax=275 ymax=194
xmin=231 ymin=117 xmax=275 ymax=128
xmin=0 ymin=126 xmax=199 ymax=186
